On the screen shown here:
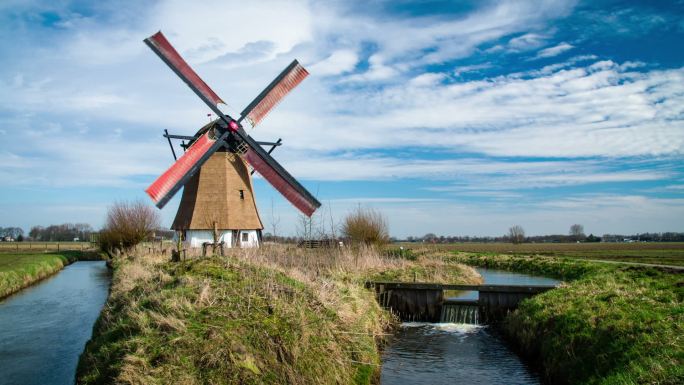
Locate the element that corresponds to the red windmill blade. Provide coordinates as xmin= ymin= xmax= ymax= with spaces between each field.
xmin=142 ymin=31 xmax=321 ymax=216
xmin=145 ymin=130 xmax=228 ymax=209
xmin=239 ymin=60 xmax=309 ymax=128
xmin=144 ymin=31 xmax=225 ymax=108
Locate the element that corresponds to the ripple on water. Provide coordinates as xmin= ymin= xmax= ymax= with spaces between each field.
xmin=381 ymin=322 xmax=540 ymax=384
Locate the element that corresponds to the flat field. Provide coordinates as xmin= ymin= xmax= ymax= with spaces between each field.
xmin=0 ymin=242 xmax=91 ymax=253
xmin=397 ymin=242 xmax=684 ymax=266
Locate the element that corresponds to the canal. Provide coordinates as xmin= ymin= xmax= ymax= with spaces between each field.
xmin=0 ymin=261 xmax=111 ymax=385
xmin=380 ymin=267 xmax=560 ymax=384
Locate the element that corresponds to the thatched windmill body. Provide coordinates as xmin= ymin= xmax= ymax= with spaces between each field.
xmin=142 ymin=31 xmax=320 ymax=248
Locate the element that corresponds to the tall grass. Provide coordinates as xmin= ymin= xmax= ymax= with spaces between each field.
xmin=449 ymin=252 xmax=684 ymax=385
xmin=78 ymin=250 xmax=390 ymax=384
xmin=237 ymin=244 xmax=482 ymax=285
xmin=78 ymin=245 xmax=482 ymax=384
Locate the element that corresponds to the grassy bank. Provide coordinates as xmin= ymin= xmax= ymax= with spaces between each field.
xmin=449 ymin=253 xmax=684 ymax=385
xmin=0 ymin=251 xmax=90 ymax=299
xmin=399 ymin=242 xmax=684 ymax=266
xmin=78 ymin=246 xmax=480 ymax=384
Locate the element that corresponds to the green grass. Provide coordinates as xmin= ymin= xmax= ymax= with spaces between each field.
xmin=368 ymin=261 xmax=482 ymax=284
xmin=401 ymin=242 xmax=684 ymax=266
xmin=448 ymin=253 xmax=684 ymax=385
xmin=0 ymin=252 xmax=83 ymax=298
xmin=77 ymin=255 xmax=392 ymax=385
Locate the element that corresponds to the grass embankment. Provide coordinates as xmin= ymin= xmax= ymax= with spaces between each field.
xmin=0 ymin=251 xmax=91 ymax=298
xmin=449 ymin=253 xmax=684 ymax=385
xmin=78 ymin=246 xmax=480 ymax=385
xmin=400 ymin=242 xmax=684 ymax=266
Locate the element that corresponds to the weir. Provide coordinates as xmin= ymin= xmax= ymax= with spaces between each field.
xmin=368 ymin=282 xmax=557 ymax=324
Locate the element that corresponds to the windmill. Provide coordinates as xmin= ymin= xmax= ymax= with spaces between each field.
xmin=143 ymin=31 xmax=321 ymax=248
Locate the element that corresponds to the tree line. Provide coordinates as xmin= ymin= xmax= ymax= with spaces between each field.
xmin=0 ymin=227 xmax=25 ymax=240
xmin=402 ymin=225 xmax=684 ymax=244
xmin=28 ymin=223 xmax=95 ymax=242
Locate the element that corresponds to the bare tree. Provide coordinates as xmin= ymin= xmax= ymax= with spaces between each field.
xmin=269 ymin=198 xmax=281 ymax=241
xmin=99 ymin=200 xmax=160 ymax=255
xmin=297 ymin=213 xmax=315 ymax=240
xmin=508 ymin=225 xmax=525 ymax=244
xmin=342 ymin=206 xmax=390 ymax=246
xmin=569 ymin=224 xmax=586 ymax=242
xmin=327 ymin=203 xmax=338 ymax=240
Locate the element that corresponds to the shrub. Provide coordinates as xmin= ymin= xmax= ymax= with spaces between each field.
xmin=341 ymin=207 xmax=390 ymax=246
xmin=99 ymin=201 xmax=160 ymax=255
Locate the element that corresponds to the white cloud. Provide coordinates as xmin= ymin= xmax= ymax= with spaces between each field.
xmin=409 ymin=73 xmax=446 ymax=87
xmin=148 ymin=0 xmax=313 ymax=64
xmin=454 ymin=63 xmax=493 ymax=76
xmin=309 ymin=50 xmax=358 ymax=76
xmin=508 ymin=33 xmax=547 ymax=51
xmin=534 ymin=42 xmax=574 ymax=58
xmin=0 ymin=0 xmax=682 ymax=236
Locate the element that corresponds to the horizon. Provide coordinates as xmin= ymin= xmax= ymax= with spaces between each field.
xmin=1 ymin=0 xmax=683 ymax=238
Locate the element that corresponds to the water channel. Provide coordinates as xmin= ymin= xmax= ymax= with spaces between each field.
xmin=0 ymin=261 xmax=111 ymax=385
xmin=380 ymin=268 xmax=560 ymax=385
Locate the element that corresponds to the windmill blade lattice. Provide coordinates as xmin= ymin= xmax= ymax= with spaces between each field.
xmin=239 ymin=60 xmax=309 ymax=128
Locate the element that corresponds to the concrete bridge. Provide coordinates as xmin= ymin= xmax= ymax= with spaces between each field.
xmin=366 ymin=281 xmax=558 ymax=323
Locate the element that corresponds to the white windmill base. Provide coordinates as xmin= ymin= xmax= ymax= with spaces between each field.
xmin=179 ymin=230 xmax=261 ymax=249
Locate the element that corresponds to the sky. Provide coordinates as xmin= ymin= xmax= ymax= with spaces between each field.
xmin=0 ymin=0 xmax=683 ymax=238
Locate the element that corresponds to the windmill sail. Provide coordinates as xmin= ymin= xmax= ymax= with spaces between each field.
xmin=240 ymin=60 xmax=309 ymax=127
xmin=144 ymin=31 xmax=225 ymax=111
xmin=143 ymin=31 xmax=321 ymax=217
xmin=239 ymin=131 xmax=321 ymax=216
xmin=146 ymin=131 xmax=227 ymax=209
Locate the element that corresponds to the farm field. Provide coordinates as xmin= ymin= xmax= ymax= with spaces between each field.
xmin=398 ymin=242 xmax=684 ymax=267
xmin=0 ymin=242 xmax=92 ymax=253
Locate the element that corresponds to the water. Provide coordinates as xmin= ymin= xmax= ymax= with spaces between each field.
xmin=380 ymin=268 xmax=560 ymax=384
xmin=449 ymin=268 xmax=560 ymax=301
xmin=0 ymin=261 xmax=111 ymax=385
xmin=440 ymin=303 xmax=479 ymax=324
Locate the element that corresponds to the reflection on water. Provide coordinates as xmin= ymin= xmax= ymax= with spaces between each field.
xmin=449 ymin=268 xmax=560 ymax=300
xmin=0 ymin=261 xmax=111 ymax=385
xmin=380 ymin=268 xmax=560 ymax=384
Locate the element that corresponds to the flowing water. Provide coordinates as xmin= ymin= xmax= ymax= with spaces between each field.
xmin=0 ymin=261 xmax=111 ymax=385
xmin=440 ymin=302 xmax=479 ymax=324
xmin=380 ymin=268 xmax=560 ymax=384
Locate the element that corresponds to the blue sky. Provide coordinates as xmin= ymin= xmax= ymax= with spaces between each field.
xmin=0 ymin=0 xmax=683 ymax=237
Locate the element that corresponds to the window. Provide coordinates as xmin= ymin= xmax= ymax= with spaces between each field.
xmin=241 ymin=232 xmax=249 ymax=242
xmin=239 ymin=190 xmax=244 ymax=199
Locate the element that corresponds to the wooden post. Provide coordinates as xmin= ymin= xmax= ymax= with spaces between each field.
xmin=212 ymin=221 xmax=218 ymax=256
xmin=57 ymin=243 xmax=60 ymax=252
